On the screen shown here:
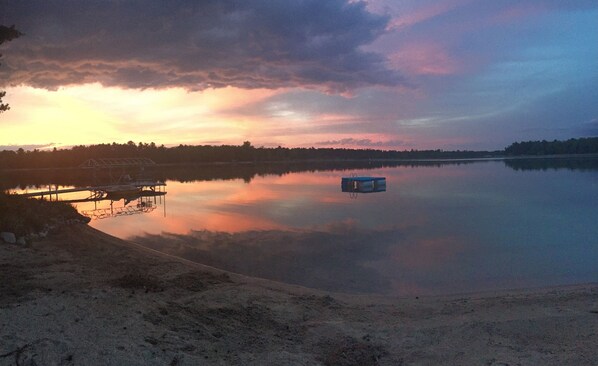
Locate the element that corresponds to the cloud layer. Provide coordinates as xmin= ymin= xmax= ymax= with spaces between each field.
xmin=0 ymin=0 xmax=405 ymax=93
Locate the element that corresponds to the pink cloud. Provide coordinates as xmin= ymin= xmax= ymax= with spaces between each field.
xmin=311 ymin=136 xmax=415 ymax=150
xmin=490 ymin=3 xmax=550 ymax=25
xmin=365 ymin=0 xmax=474 ymax=30
xmin=389 ymin=43 xmax=459 ymax=76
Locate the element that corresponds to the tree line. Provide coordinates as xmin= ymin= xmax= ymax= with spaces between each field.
xmin=504 ymin=137 xmax=598 ymax=156
xmin=1 ymin=159 xmax=482 ymax=190
xmin=0 ymin=141 xmax=498 ymax=169
xmin=1 ymin=137 xmax=597 ymax=170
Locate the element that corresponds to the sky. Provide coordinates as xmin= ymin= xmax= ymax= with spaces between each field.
xmin=0 ymin=0 xmax=597 ymax=151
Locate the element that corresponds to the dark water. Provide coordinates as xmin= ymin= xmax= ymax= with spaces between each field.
xmin=7 ymin=158 xmax=598 ymax=296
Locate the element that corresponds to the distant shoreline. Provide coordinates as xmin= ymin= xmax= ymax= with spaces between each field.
xmin=2 ymin=153 xmax=598 ymax=172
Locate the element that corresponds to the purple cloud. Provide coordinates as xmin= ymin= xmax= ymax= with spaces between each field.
xmin=0 ymin=0 xmax=407 ymax=93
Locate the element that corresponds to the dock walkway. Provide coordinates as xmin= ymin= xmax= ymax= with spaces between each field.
xmin=18 ymin=181 xmax=166 ymax=200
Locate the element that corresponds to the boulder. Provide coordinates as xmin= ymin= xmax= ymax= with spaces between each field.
xmin=1 ymin=232 xmax=16 ymax=244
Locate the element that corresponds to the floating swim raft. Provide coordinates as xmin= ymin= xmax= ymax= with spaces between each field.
xmin=341 ymin=177 xmax=386 ymax=193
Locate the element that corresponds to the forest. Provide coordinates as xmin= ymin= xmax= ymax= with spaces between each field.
xmin=0 ymin=141 xmax=498 ymax=169
xmin=0 ymin=137 xmax=597 ymax=170
xmin=504 ymin=137 xmax=598 ymax=156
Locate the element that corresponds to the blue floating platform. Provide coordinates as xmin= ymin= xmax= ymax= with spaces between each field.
xmin=341 ymin=177 xmax=386 ymax=193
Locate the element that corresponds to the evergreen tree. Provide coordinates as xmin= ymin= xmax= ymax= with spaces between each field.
xmin=0 ymin=25 xmax=22 ymax=113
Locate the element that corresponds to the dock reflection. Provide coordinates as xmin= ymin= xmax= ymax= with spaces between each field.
xmin=14 ymin=158 xmax=168 ymax=220
xmin=15 ymin=181 xmax=167 ymax=220
xmin=80 ymin=189 xmax=166 ymax=220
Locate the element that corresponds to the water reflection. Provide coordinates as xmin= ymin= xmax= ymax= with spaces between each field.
xmin=9 ymin=166 xmax=168 ymax=222
xmin=80 ymin=190 xmax=166 ymax=220
xmin=133 ymin=161 xmax=597 ymax=296
xmin=503 ymin=156 xmax=598 ymax=171
xmin=3 ymin=157 xmax=598 ymax=191
xmin=3 ymin=157 xmax=598 ymax=296
xmin=131 ymin=221 xmax=396 ymax=294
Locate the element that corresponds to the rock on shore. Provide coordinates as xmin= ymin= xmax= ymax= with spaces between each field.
xmin=0 ymin=231 xmax=16 ymax=244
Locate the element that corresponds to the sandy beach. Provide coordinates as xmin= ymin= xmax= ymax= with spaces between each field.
xmin=1 ymin=224 xmax=597 ymax=365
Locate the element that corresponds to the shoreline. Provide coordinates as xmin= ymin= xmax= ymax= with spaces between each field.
xmin=1 ymin=224 xmax=597 ymax=365
xmin=2 ymin=152 xmax=598 ymax=173
xmin=127 ymin=231 xmax=597 ymax=303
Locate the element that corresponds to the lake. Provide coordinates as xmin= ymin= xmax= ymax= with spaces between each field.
xmin=6 ymin=157 xmax=598 ymax=296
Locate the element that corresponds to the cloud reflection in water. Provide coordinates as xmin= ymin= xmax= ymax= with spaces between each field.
xmin=89 ymin=160 xmax=598 ymax=296
xmin=131 ymin=221 xmax=400 ymax=294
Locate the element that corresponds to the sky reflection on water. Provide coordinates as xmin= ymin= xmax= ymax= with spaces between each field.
xmin=79 ymin=160 xmax=598 ymax=296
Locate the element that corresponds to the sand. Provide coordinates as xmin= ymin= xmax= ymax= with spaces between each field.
xmin=1 ymin=225 xmax=597 ymax=365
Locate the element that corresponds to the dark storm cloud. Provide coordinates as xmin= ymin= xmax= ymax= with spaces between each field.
xmin=0 ymin=0 xmax=405 ymax=92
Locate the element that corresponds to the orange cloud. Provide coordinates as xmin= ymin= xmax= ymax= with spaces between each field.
xmin=1 ymin=83 xmax=419 ymax=150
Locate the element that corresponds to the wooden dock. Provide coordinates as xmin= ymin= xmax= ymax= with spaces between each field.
xmin=18 ymin=181 xmax=166 ymax=202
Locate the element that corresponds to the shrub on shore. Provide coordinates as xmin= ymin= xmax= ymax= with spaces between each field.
xmin=0 ymin=192 xmax=87 ymax=237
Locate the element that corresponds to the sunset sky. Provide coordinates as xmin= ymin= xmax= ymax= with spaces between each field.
xmin=1 ymin=0 xmax=597 ymax=151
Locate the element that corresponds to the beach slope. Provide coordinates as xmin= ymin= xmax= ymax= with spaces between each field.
xmin=1 ymin=225 xmax=597 ymax=365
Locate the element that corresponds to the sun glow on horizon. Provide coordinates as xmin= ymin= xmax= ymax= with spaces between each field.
xmin=1 ymin=83 xmax=419 ymax=151
xmin=1 ymin=84 xmax=283 ymax=148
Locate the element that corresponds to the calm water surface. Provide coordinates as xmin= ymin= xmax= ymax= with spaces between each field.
xmin=14 ymin=159 xmax=598 ymax=296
